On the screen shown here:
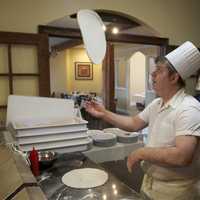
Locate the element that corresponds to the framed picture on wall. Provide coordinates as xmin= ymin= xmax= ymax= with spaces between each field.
xmin=75 ymin=62 xmax=93 ymax=80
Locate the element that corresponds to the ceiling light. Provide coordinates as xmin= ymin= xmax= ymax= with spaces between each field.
xmin=112 ymin=27 xmax=119 ymax=34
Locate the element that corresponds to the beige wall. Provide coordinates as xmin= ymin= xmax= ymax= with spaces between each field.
xmin=50 ymin=50 xmax=67 ymax=94
xmin=0 ymin=44 xmax=39 ymax=125
xmin=50 ymin=48 xmax=102 ymax=96
xmin=0 ymin=0 xmax=199 ymax=46
xmin=130 ymin=52 xmax=146 ymax=94
xmin=0 ymin=45 xmax=39 ymax=102
xmin=67 ymin=48 xmax=102 ymax=95
xmin=116 ymin=58 xmax=127 ymax=88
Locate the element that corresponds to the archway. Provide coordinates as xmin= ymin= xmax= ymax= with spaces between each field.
xmin=129 ymin=51 xmax=146 ymax=108
xmin=39 ymin=9 xmax=168 ymax=115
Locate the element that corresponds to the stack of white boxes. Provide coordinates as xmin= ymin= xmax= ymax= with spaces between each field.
xmin=6 ymin=95 xmax=92 ymax=153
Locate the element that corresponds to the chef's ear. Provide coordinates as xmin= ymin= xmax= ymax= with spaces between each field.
xmin=170 ymin=72 xmax=180 ymax=84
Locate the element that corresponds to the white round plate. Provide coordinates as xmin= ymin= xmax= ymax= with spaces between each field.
xmin=92 ymin=132 xmax=116 ymax=141
xmin=87 ymin=129 xmax=104 ymax=136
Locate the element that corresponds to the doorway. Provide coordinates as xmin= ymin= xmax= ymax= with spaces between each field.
xmin=114 ymin=43 xmax=159 ymax=115
xmin=39 ymin=9 xmax=168 ymax=113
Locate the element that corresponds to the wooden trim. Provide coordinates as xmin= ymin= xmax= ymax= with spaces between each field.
xmin=38 ymin=25 xmax=169 ymax=46
xmin=103 ymin=43 xmax=115 ymax=112
xmin=0 ymin=31 xmax=46 ymax=45
xmin=8 ymin=44 xmax=13 ymax=94
xmin=0 ymin=104 xmax=6 ymax=130
xmin=38 ymin=25 xmax=81 ymax=39
xmin=0 ymin=74 xmax=9 ymax=76
xmin=13 ymin=73 xmax=40 ymax=76
xmin=0 ymin=73 xmax=39 ymax=76
xmin=0 ymin=105 xmax=7 ymax=109
xmin=52 ymin=39 xmax=82 ymax=52
xmin=106 ymin=33 xmax=169 ymax=45
xmin=37 ymin=34 xmax=50 ymax=97
xmin=0 ymin=31 xmax=50 ymax=97
xmin=0 ymin=31 xmax=50 ymax=129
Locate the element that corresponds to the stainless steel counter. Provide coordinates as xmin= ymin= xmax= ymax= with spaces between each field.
xmin=2 ymin=130 xmax=144 ymax=199
xmin=38 ymin=153 xmax=142 ymax=200
xmin=84 ymin=142 xmax=144 ymax=163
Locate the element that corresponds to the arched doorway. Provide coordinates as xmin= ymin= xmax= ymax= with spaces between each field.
xmin=114 ymin=44 xmax=159 ymax=115
xmin=39 ymin=9 xmax=168 ymax=115
xmin=129 ymin=51 xmax=146 ymax=110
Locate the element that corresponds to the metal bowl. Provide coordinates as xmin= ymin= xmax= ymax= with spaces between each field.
xmin=38 ymin=151 xmax=57 ymax=168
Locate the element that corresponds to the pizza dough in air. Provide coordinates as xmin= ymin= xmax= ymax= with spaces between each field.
xmin=62 ymin=168 xmax=108 ymax=189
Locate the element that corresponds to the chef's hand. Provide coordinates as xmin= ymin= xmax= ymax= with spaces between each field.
xmin=84 ymin=100 xmax=106 ymax=119
xmin=127 ymin=148 xmax=144 ymax=173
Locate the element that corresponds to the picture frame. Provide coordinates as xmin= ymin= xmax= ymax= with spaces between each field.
xmin=75 ymin=62 xmax=93 ymax=80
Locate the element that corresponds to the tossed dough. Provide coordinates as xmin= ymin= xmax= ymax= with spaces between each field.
xmin=62 ymin=168 xmax=108 ymax=189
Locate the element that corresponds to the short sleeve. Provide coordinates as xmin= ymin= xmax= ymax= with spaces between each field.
xmin=175 ymin=106 xmax=200 ymax=137
xmin=139 ymin=98 xmax=160 ymax=124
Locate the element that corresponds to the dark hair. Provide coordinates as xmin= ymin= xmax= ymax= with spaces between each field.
xmin=155 ymin=56 xmax=185 ymax=88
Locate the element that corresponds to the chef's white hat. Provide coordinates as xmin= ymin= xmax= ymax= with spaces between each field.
xmin=165 ymin=41 xmax=200 ymax=80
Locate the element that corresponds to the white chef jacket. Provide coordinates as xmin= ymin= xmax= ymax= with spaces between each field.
xmin=139 ymin=89 xmax=200 ymax=180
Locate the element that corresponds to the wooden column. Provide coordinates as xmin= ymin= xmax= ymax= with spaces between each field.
xmin=102 ymin=43 xmax=115 ymax=112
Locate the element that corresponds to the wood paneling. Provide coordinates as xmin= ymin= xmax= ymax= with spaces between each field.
xmin=51 ymin=39 xmax=82 ymax=52
xmin=0 ymin=31 xmax=50 ymax=97
xmin=0 ymin=31 xmax=50 ymax=129
xmin=38 ymin=25 xmax=168 ymax=45
xmin=103 ymin=43 xmax=115 ymax=112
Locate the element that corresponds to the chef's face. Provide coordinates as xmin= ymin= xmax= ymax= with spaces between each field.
xmin=151 ymin=62 xmax=173 ymax=96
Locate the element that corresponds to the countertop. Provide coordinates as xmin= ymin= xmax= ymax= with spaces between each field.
xmin=1 ymin=130 xmax=144 ymax=199
xmin=38 ymin=153 xmax=142 ymax=200
xmin=83 ymin=142 xmax=144 ymax=163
